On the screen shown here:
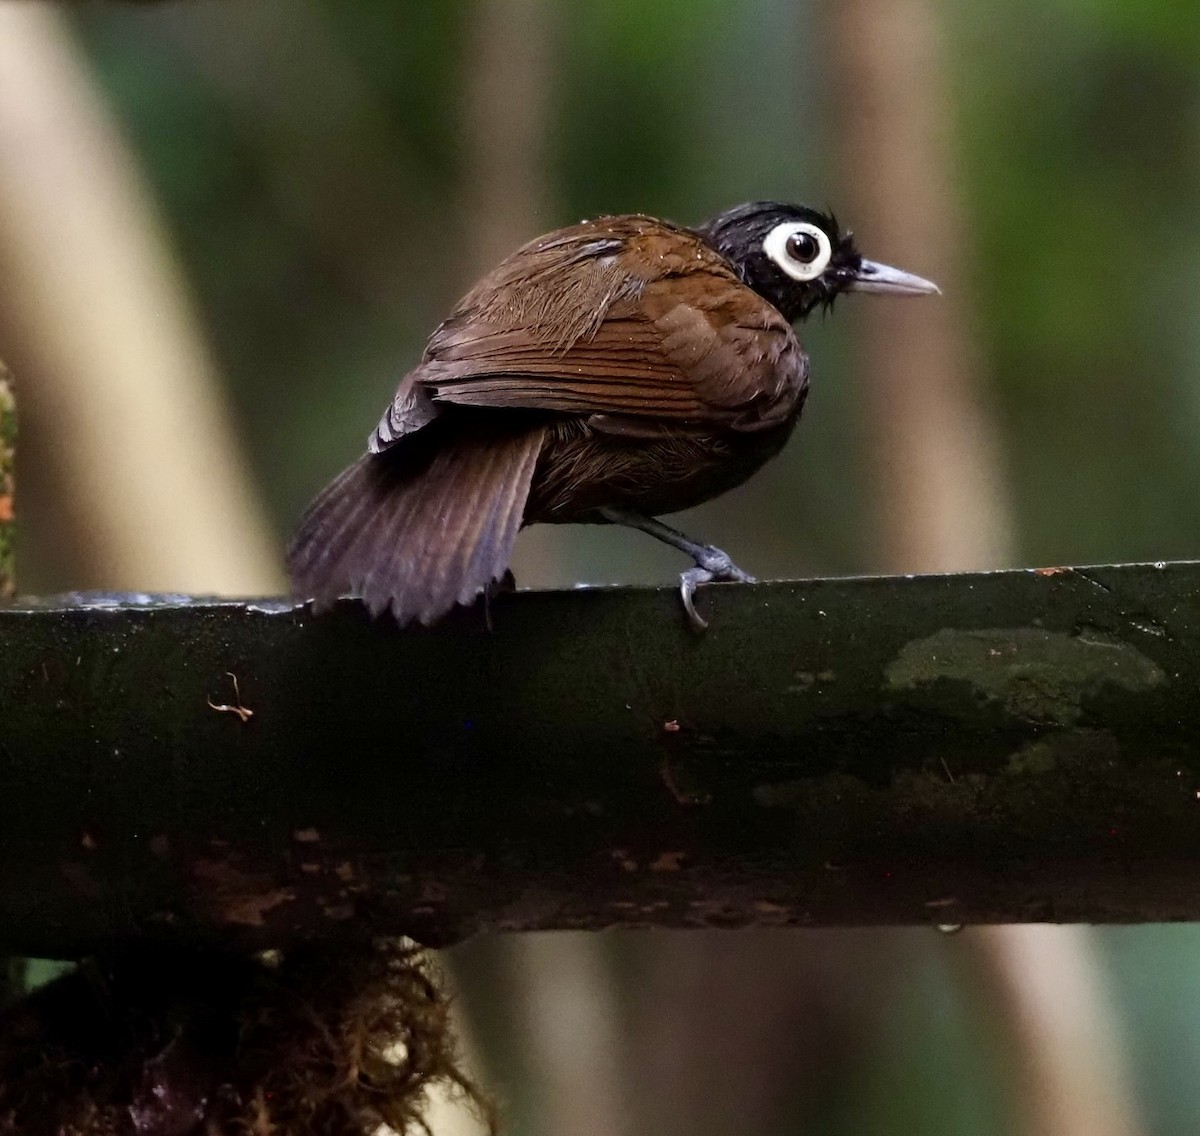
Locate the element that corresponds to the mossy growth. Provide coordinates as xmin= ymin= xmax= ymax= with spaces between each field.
xmin=0 ymin=938 xmax=495 ymax=1135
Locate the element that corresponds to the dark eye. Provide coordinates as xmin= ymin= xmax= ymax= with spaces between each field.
xmin=765 ymin=221 xmax=833 ymax=281
xmin=785 ymin=231 xmax=820 ymax=263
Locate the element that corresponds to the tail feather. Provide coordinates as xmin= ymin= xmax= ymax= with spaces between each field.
xmin=288 ymin=422 xmax=545 ymax=625
xmin=288 ymin=459 xmax=391 ymax=585
xmin=381 ymin=433 xmax=505 ymax=619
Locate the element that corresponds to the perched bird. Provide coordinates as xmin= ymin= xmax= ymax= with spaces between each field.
xmin=288 ymin=201 xmax=938 ymax=629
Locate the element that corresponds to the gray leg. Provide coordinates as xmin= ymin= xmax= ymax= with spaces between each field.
xmin=599 ymin=507 xmax=754 ymax=630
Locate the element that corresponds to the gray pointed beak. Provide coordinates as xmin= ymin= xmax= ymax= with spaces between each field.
xmin=847 ymin=259 xmax=941 ymax=296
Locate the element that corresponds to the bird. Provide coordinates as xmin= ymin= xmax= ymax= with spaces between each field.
xmin=288 ymin=201 xmax=938 ymax=630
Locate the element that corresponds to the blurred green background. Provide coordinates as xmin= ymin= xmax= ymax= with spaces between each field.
xmin=58 ymin=0 xmax=1200 ymax=580
xmin=4 ymin=0 xmax=1200 ymax=1133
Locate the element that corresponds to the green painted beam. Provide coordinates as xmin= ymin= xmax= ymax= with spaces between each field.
xmin=1 ymin=562 xmax=1199 ymax=957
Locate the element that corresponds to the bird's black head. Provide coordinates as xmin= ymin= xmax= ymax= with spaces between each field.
xmin=695 ymin=201 xmax=938 ymax=323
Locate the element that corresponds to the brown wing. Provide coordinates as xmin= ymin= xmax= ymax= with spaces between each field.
xmin=370 ymin=215 xmax=807 ymax=452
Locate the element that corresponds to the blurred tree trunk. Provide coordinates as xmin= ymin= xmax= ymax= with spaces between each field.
xmin=823 ymin=4 xmax=1139 ymax=1136
xmin=460 ymin=0 xmax=553 ymax=276
xmin=626 ymin=929 xmax=909 ymax=1136
xmin=417 ymin=959 xmax=493 ymax=1136
xmin=963 ymin=926 xmax=1141 ymax=1136
xmin=505 ymin=934 xmax=629 ymax=1136
xmin=824 ymin=0 xmax=1012 ymax=574
xmin=0 ymin=4 xmax=280 ymax=594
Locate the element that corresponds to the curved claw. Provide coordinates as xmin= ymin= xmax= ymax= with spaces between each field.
xmin=678 ymin=554 xmax=756 ymax=632
xmin=680 ymin=567 xmax=714 ymax=632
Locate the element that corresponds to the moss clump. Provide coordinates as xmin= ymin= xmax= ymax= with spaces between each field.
xmin=0 ymin=939 xmax=494 ymax=1136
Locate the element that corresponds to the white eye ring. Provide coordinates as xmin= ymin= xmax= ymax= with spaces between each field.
xmin=763 ymin=221 xmax=833 ymax=282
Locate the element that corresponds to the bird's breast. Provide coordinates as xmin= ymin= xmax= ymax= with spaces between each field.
xmin=525 ymin=409 xmax=803 ymax=524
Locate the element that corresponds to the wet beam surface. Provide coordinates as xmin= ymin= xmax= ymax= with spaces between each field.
xmin=1 ymin=562 xmax=1199 ymax=957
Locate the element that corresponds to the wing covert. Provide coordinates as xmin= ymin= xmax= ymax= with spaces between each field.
xmin=371 ymin=216 xmax=808 ymax=451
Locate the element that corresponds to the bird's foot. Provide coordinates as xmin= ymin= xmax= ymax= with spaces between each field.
xmin=679 ymin=547 xmax=755 ymax=632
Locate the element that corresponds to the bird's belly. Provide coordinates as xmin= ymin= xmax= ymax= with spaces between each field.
xmin=525 ymin=417 xmax=798 ymax=523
